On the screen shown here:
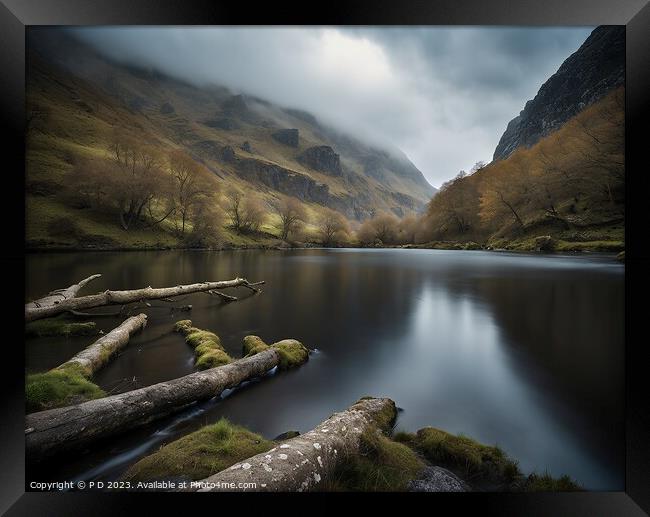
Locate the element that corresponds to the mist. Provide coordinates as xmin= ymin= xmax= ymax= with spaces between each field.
xmin=69 ymin=26 xmax=593 ymax=188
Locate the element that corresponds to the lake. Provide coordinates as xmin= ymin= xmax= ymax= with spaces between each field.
xmin=25 ymin=249 xmax=625 ymax=490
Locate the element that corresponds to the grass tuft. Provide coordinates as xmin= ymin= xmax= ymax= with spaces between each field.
xmin=122 ymin=418 xmax=273 ymax=482
xmin=25 ymin=363 xmax=104 ymax=413
xmin=25 ymin=315 xmax=97 ymax=338
xmin=323 ymin=429 xmax=425 ymax=492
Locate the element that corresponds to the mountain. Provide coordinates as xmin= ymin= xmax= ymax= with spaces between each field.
xmin=26 ymin=28 xmax=435 ymax=233
xmin=493 ymin=26 xmax=624 ymax=162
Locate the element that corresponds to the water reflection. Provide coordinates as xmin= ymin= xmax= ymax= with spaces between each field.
xmin=26 ymin=249 xmax=624 ymax=489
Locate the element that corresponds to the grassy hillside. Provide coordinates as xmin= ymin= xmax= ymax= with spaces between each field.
xmin=26 ymin=30 xmax=434 ymax=250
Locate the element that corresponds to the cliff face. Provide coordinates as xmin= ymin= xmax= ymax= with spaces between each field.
xmin=493 ymin=26 xmax=624 ymax=161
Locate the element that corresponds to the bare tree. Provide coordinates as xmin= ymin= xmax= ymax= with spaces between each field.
xmin=168 ymin=150 xmax=215 ymax=235
xmin=240 ymin=196 xmax=266 ymax=233
xmin=222 ymin=187 xmax=245 ymax=232
xmin=317 ymin=207 xmax=350 ymax=246
xmin=108 ymin=130 xmax=166 ymax=230
xmin=269 ymin=197 xmax=307 ymax=240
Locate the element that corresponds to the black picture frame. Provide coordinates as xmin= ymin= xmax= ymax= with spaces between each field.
xmin=2 ymin=1 xmax=649 ymax=514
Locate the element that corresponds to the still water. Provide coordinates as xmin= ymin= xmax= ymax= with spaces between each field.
xmin=25 ymin=249 xmax=624 ymax=490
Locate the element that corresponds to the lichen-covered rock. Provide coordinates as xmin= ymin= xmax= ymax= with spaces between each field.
xmin=408 ymin=466 xmax=469 ymax=492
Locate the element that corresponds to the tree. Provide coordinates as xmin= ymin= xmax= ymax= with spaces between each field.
xmin=222 ymin=187 xmax=245 ymax=232
xmin=269 ymin=197 xmax=307 ymax=240
xmin=423 ymin=171 xmax=479 ymax=238
xmin=479 ymin=152 xmax=531 ymax=231
xmin=222 ymin=188 xmax=266 ymax=234
xmin=68 ymin=130 xmax=168 ymax=231
xmin=240 ymin=196 xmax=266 ymax=233
xmin=317 ymin=208 xmax=350 ymax=246
xmin=357 ymin=211 xmax=399 ymax=245
xmin=168 ymin=150 xmax=213 ymax=236
xmin=396 ymin=214 xmax=419 ymax=244
xmin=107 ymin=130 xmax=167 ymax=230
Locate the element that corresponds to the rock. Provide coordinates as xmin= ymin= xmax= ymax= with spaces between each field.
xmin=272 ymin=128 xmax=299 ymax=147
xmin=221 ymin=145 xmax=236 ymax=163
xmin=493 ymin=26 xmax=624 ymax=161
xmin=408 ymin=466 xmax=469 ymax=492
xmin=241 ymin=141 xmax=252 ymax=152
xmin=298 ymin=146 xmax=342 ymax=176
xmin=534 ymin=235 xmax=554 ymax=251
xmin=221 ymin=94 xmax=248 ymax=116
xmin=273 ymin=431 xmax=300 ymax=441
xmin=160 ymin=102 xmax=175 ymax=115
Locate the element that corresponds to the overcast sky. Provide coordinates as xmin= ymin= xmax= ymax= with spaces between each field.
xmin=71 ymin=26 xmax=594 ymax=188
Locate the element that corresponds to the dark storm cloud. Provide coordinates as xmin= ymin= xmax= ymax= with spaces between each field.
xmin=69 ymin=26 xmax=593 ymax=187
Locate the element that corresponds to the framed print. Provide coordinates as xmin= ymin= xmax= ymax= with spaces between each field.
xmin=1 ymin=0 xmax=649 ymax=514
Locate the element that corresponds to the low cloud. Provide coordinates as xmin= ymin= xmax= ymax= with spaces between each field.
xmin=70 ymin=26 xmax=593 ymax=188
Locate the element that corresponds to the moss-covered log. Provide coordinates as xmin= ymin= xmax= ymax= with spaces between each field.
xmin=25 ymin=277 xmax=264 ymax=322
xmin=60 ymin=314 xmax=147 ymax=376
xmin=192 ymin=397 xmax=396 ymax=492
xmin=26 ymin=274 xmax=102 ymax=311
xmin=26 ymin=339 xmax=308 ymax=460
xmin=25 ymin=314 xmax=148 ymax=413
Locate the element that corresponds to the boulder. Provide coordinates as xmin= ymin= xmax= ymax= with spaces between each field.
xmin=221 ymin=145 xmax=236 ymax=163
xmin=408 ymin=466 xmax=470 ymax=492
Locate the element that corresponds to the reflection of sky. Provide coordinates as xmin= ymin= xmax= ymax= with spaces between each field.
xmin=353 ymin=281 xmax=616 ymax=489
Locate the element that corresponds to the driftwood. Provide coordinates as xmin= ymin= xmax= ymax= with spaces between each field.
xmin=26 ymin=343 xmax=299 ymax=460
xmin=25 ymin=278 xmax=265 ymax=322
xmin=26 ymin=274 xmax=102 ymax=310
xmin=192 ymin=397 xmax=396 ymax=492
xmin=59 ymin=314 xmax=147 ymax=376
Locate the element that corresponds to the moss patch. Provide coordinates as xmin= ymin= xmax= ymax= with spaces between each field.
xmin=323 ymin=429 xmax=425 ymax=492
xmin=122 ymin=418 xmax=273 ymax=482
xmin=25 ymin=363 xmax=104 ymax=413
xmin=25 ymin=315 xmax=97 ymax=338
xmin=414 ymin=427 xmax=521 ymax=484
xmin=174 ymin=320 xmax=231 ymax=370
xmin=272 ymin=339 xmax=309 ymax=370
xmin=523 ymin=472 xmax=582 ymax=492
xmin=242 ymin=335 xmax=269 ymax=357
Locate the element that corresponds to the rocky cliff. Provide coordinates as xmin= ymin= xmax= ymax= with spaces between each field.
xmin=493 ymin=25 xmax=624 ymax=161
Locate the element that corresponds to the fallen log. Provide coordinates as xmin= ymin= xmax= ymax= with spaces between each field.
xmin=192 ymin=397 xmax=396 ymax=492
xmin=26 ymin=274 xmax=102 ymax=310
xmin=26 ymin=339 xmax=308 ymax=460
xmin=25 ymin=277 xmax=264 ymax=322
xmin=60 ymin=314 xmax=147 ymax=376
xmin=26 ymin=315 xmax=148 ymax=413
